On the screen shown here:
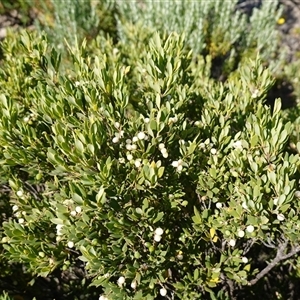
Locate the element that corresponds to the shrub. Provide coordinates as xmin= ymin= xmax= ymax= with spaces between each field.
xmin=1 ymin=28 xmax=300 ymax=300
xmin=33 ymin=0 xmax=117 ymax=56
xmin=115 ymin=0 xmax=286 ymax=78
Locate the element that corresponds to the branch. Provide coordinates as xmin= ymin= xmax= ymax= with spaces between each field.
xmin=243 ymin=238 xmax=257 ymax=255
xmin=248 ymin=241 xmax=300 ymax=286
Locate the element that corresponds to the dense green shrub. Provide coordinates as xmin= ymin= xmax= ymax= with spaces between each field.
xmin=1 ymin=28 xmax=300 ymax=299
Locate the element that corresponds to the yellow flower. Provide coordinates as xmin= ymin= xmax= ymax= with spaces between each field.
xmin=277 ymin=17 xmax=285 ymax=25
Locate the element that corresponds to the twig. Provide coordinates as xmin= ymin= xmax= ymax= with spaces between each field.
xmin=248 ymin=240 xmax=300 ymax=286
xmin=243 ymin=238 xmax=257 ymax=255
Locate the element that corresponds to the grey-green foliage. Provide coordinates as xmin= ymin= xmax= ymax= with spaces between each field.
xmin=116 ymin=0 xmax=285 ymax=74
xmin=0 ymin=29 xmax=300 ymax=300
xmin=37 ymin=0 xmax=100 ymax=49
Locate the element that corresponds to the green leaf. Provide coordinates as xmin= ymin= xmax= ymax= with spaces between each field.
xmin=156 ymin=94 xmax=161 ymax=108
xmin=209 ymin=168 xmax=217 ymax=178
xmin=267 ymin=171 xmax=276 ymax=185
xmin=153 ymin=212 xmax=164 ymax=223
xmin=149 ymin=119 xmax=157 ymax=131
xmin=244 ymin=264 xmax=251 ymax=272
xmin=133 ymin=291 xmax=144 ymax=300
xmin=192 ymin=207 xmax=202 ymax=224
xmin=194 ymin=268 xmax=199 ymax=280
xmin=75 ymin=139 xmax=84 ymax=153
xmin=157 ymin=167 xmax=164 ymax=178
xmin=73 ymin=193 xmax=83 ymax=204
xmin=50 ymin=218 xmax=64 ymax=225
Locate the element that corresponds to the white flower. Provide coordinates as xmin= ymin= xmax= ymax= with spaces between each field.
xmin=169 ymin=116 xmax=178 ymax=123
xmin=155 ymin=227 xmax=164 ymax=236
xmin=112 ymin=137 xmax=119 ymax=143
xmin=99 ymin=295 xmax=108 ymax=300
xmin=229 ymin=239 xmax=236 ymax=247
xmin=56 ymin=224 xmax=64 ymax=236
xmin=114 ymin=122 xmax=120 ymax=128
xmin=144 ymin=117 xmax=150 ymax=123
xmin=75 ymin=206 xmax=82 ymax=213
xmin=242 ymin=257 xmax=248 ymax=263
xmin=67 ymin=241 xmax=74 ymax=248
xmin=162 ymin=152 xmax=168 ymax=158
xmin=119 ymin=130 xmax=124 ymax=137
xmin=160 ymin=148 xmax=167 ymax=154
xmin=159 ymin=143 xmax=165 ymax=150
xmin=119 ymin=158 xmax=125 ymax=164
xmin=252 ymin=89 xmax=259 ymax=98
xmin=277 ymin=213 xmax=285 ymax=221
xmin=18 ymin=218 xmax=25 ymax=224
xmin=233 ymin=140 xmax=243 ymax=150
xmin=131 ymin=281 xmax=137 ymax=289
xmin=16 ymin=190 xmax=23 ymax=197
xmin=210 ymin=148 xmax=217 ymax=155
xmin=1 ymin=237 xmax=9 ymax=243
xmin=171 ymin=159 xmax=183 ymax=168
xmin=171 ymin=159 xmax=184 ymax=172
xmin=242 ymin=202 xmax=248 ymax=210
xmin=117 ymin=276 xmax=125 ymax=286
xmin=246 ymin=225 xmax=254 ymax=233
xmin=131 ymin=144 xmax=137 ymax=150
xmin=160 ymin=287 xmax=167 ymax=297
xmin=172 ymin=161 xmax=179 ymax=168
xmin=49 ymin=232 xmax=55 ymax=238
xmin=126 ymin=144 xmax=132 ymax=150
xmin=295 ymin=191 xmax=300 ymax=198
xmin=154 ymin=234 xmax=162 ymax=242
xmin=216 ymin=202 xmax=222 ymax=209
xmin=126 ymin=139 xmax=132 ymax=144
xmin=23 ymin=116 xmax=30 ymax=122
xmin=113 ymin=48 xmax=119 ymax=55
xmin=134 ymin=160 xmax=141 ymax=168
xmin=177 ymin=165 xmax=183 ymax=172
xmin=237 ymin=230 xmax=245 ymax=238
xmin=70 ymin=210 xmax=76 ymax=216
xmin=127 ymin=154 xmax=133 ymax=161
xmin=132 ymin=136 xmax=138 ymax=143
xmin=195 ymin=121 xmax=200 ymax=126
xmin=12 ymin=205 xmax=19 ymax=212
xmin=75 ymin=81 xmax=80 ymax=87
xmin=137 ymin=132 xmax=146 ymax=140
xmin=177 ymin=253 xmax=183 ymax=260
xmin=199 ymin=142 xmax=205 ymax=149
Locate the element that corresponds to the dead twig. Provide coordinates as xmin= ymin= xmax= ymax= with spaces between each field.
xmin=248 ymin=239 xmax=300 ymax=286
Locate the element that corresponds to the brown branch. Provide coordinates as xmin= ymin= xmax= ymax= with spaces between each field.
xmin=248 ymin=241 xmax=300 ymax=286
